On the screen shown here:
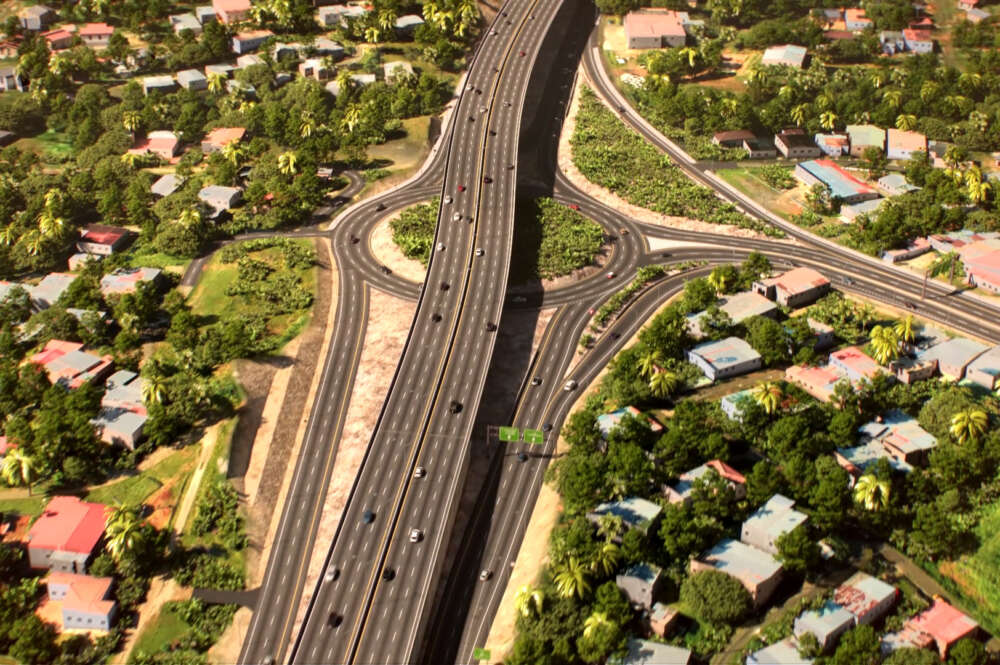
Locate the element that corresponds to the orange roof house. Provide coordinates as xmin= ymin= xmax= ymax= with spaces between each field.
xmin=128 ymin=130 xmax=180 ymax=161
xmin=30 ymin=340 xmax=114 ymax=389
xmin=78 ymin=23 xmax=114 ymax=46
xmin=213 ymin=0 xmax=252 ymax=24
xmin=46 ymin=571 xmax=118 ymax=631
xmin=201 ymin=127 xmax=246 ymax=153
xmin=42 ymin=29 xmax=74 ymax=51
xmin=28 ymin=497 xmax=108 ymax=574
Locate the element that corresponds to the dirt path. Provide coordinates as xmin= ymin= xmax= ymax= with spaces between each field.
xmin=170 ymin=424 xmax=220 ymax=536
xmin=110 ymin=578 xmax=191 ymax=665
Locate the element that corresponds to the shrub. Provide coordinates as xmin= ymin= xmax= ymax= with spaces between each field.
xmin=680 ymin=570 xmax=752 ymax=625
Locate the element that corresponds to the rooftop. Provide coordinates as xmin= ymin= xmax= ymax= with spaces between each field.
xmin=837 ymin=441 xmax=913 ymax=473
xmin=151 ymin=173 xmax=184 ymax=197
xmin=834 ymin=572 xmax=897 ymax=620
xmin=689 ymin=337 xmax=761 ymax=369
xmin=917 ymin=337 xmax=988 ymax=372
xmin=47 ymin=571 xmax=115 ymax=617
xmin=878 ymin=173 xmax=920 ymax=194
xmin=700 ymin=538 xmax=782 ymax=587
xmin=202 ymin=127 xmax=246 ymax=147
xmin=79 ymin=23 xmax=114 ymax=36
xmin=29 ymin=496 xmax=107 ymax=556
xmin=619 ymin=638 xmax=691 ymax=665
xmin=909 ymin=599 xmax=978 ymax=645
xmin=29 ymin=272 xmax=77 ymax=307
xmin=621 ymin=562 xmax=661 ymax=584
xmin=762 ymin=44 xmax=807 ymax=68
xmin=845 ymin=124 xmax=886 ymax=146
xmin=887 ymin=128 xmax=927 ymax=152
xmin=596 ymin=406 xmax=662 ymax=437
xmin=100 ymin=268 xmax=161 ymax=295
xmin=590 ymin=497 xmax=662 ymax=530
xmin=795 ymin=599 xmax=854 ymax=640
xmin=762 ymin=267 xmax=830 ymax=298
xmin=669 ymin=460 xmax=746 ymax=502
xmin=830 ymin=346 xmax=883 ymax=380
xmin=797 ymin=160 xmax=879 ymax=200
xmin=967 ymin=346 xmax=1000 ymax=380
xmin=749 ymin=637 xmax=812 ymax=665
xmin=623 ymin=9 xmax=687 ymax=39
xmin=80 ymin=224 xmax=128 ymax=247
xmin=743 ymin=494 xmax=808 ymax=544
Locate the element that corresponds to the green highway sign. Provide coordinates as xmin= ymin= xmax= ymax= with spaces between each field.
xmin=524 ymin=429 xmax=544 ymax=445
xmin=473 ymin=647 xmax=491 ymax=661
xmin=498 ymin=426 xmax=520 ymax=442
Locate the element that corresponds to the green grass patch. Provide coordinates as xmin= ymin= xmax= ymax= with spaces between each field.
xmin=571 ymin=87 xmax=781 ymax=237
xmin=128 ymin=250 xmax=193 ymax=271
xmin=511 ymin=197 xmax=605 ymax=283
xmin=147 ymin=446 xmax=200 ymax=484
xmin=85 ymin=474 xmax=162 ymax=507
xmin=367 ymin=115 xmax=432 ymax=174
xmin=389 ymin=198 xmax=439 ymax=265
xmin=23 ymin=129 xmax=74 ymax=160
xmin=131 ymin=603 xmax=192 ymax=657
xmin=934 ymin=499 xmax=1000 ymax=635
xmin=0 ymin=496 xmax=47 ymax=518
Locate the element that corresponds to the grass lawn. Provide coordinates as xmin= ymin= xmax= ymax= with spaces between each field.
xmin=85 ymin=474 xmax=162 ymax=507
xmin=936 ymin=499 xmax=1000 ymax=635
xmin=128 ymin=250 xmax=193 ymax=271
xmin=131 ymin=603 xmax=191 ymax=657
xmin=716 ymin=167 xmax=801 ymax=219
xmin=367 ymin=115 xmax=432 ymax=174
xmin=17 ymin=129 xmax=74 ymax=161
xmin=0 ymin=496 xmax=47 ymax=518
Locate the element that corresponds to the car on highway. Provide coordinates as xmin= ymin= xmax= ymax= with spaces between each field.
xmin=449 ymin=400 xmax=463 ymax=414
xmin=441 ymin=281 xmax=450 ymax=291
xmin=409 ymin=528 xmax=423 ymax=543
xmin=444 ymin=195 xmax=452 ymax=204
xmin=483 ymin=176 xmax=493 ymax=183
xmin=437 ymin=242 xmax=445 ymax=251
xmin=490 ymin=28 xmax=497 ymax=35
xmin=328 ymin=612 xmax=342 ymax=628
xmin=431 ymin=313 xmax=442 ymax=322
xmin=542 ymin=423 xmax=553 ymax=432
xmin=375 ymin=203 xmax=386 ymax=211
xmin=610 ymin=332 xmax=621 ymax=340
xmin=479 ymin=106 xmax=486 ymax=113
xmin=517 ymin=452 xmax=528 ymax=462
xmin=504 ymin=100 xmax=511 ymax=107
xmin=380 ymin=265 xmax=392 ymax=275
xmin=619 ymin=227 xmax=629 ymax=235
xmin=479 ymin=570 xmax=492 ymax=581
xmin=453 ymin=212 xmax=462 ymax=221
xmin=843 ymin=276 xmax=855 ymax=286
xmin=564 ymin=379 xmax=577 ymax=391
xmin=606 ymin=271 xmax=616 ymax=279
xmin=382 ymin=568 xmax=395 ymax=580
xmin=414 ymin=466 xmax=426 ymax=478
xmin=350 ymin=235 xmax=359 ymax=244
xmin=568 ymin=203 xmax=579 ymax=210
xmin=325 ymin=566 xmax=340 ymax=583
xmin=531 ymin=376 xmax=542 ymax=386
xmin=519 ymin=50 xmax=526 ymax=56
xmin=587 ymin=307 xmax=596 ymax=315
xmin=906 ymin=301 xmax=918 ymax=310
xmin=362 ymin=510 xmax=375 ymax=524
xmin=457 ymin=184 xmax=466 ymax=192
xmin=475 ymin=248 xmax=484 ymax=256
xmin=485 ymin=322 xmax=497 ymax=332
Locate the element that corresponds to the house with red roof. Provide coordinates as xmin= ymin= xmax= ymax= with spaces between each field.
xmin=99 ymin=267 xmax=163 ymax=296
xmin=31 ymin=340 xmax=114 ymax=389
xmin=77 ymin=225 xmax=131 ymax=256
xmin=213 ymin=0 xmax=252 ymax=24
xmin=128 ymin=130 xmax=180 ymax=161
xmin=887 ymin=129 xmax=927 ymax=160
xmin=665 ymin=460 xmax=746 ymax=504
xmin=232 ymin=29 xmax=274 ymax=55
xmin=829 ymin=346 xmax=886 ymax=384
xmin=844 ymin=8 xmax=872 ymax=31
xmin=623 ymin=9 xmax=689 ymax=48
xmin=902 ymin=28 xmax=934 ymax=53
xmin=785 ymin=364 xmax=845 ymax=403
xmin=78 ymin=23 xmax=114 ymax=47
xmin=753 ymin=267 xmax=831 ymax=308
xmin=0 ymin=39 xmax=22 ymax=58
xmin=883 ymin=599 xmax=980 ymax=659
xmin=46 ymin=571 xmax=118 ymax=631
xmin=42 ymin=29 xmax=75 ymax=51
xmin=958 ymin=0 xmax=980 ymax=9
xmin=28 ymin=496 xmax=108 ymax=574
xmin=201 ymin=127 xmax=247 ymax=153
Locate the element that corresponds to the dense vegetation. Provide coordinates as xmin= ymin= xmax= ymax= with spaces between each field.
xmin=571 ymin=87 xmax=781 ymax=237
xmin=508 ymin=255 xmax=1000 ymax=663
xmin=513 ymin=197 xmax=605 ymax=282
xmin=390 ymin=197 xmax=440 ymax=264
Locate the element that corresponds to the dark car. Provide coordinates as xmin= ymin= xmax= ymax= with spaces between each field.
xmin=531 ymin=376 xmax=542 ymax=386
xmin=431 ymin=313 xmax=442 ymax=322
xmin=350 ymin=235 xmax=359 ymax=244
xmin=328 ymin=612 xmax=342 ymax=628
xmin=610 ymin=332 xmax=620 ymax=340
xmin=375 ymin=203 xmax=386 ymax=211
xmin=362 ymin=510 xmax=375 ymax=524
xmin=542 ymin=423 xmax=553 ymax=432
xmin=450 ymin=401 xmax=463 ymax=414
xmin=483 ymin=176 xmax=492 ymax=184
xmin=485 ymin=322 xmax=497 ymax=332
xmin=382 ymin=568 xmax=396 ymax=581
xmin=380 ymin=265 xmax=392 ymax=275
xmin=441 ymin=281 xmax=450 ymax=291
xmin=517 ymin=452 xmax=528 ymax=462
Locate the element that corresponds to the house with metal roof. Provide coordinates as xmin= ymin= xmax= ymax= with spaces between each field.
xmin=616 ymin=563 xmax=663 ymax=609
xmin=836 ymin=440 xmax=914 ymax=475
xmin=205 ymin=63 xmax=235 ymax=79
xmin=845 ymin=124 xmax=885 ymax=157
xmin=753 ymin=267 xmax=831 ymax=308
xmin=201 ymin=126 xmax=246 ymax=153
xmin=151 ymin=173 xmax=184 ymax=198
xmin=883 ymin=600 xmax=979 ymax=660
xmin=29 ymin=272 xmax=77 ymax=309
xmin=747 ymin=637 xmax=812 ymax=665
xmin=394 ymin=14 xmax=425 ymax=33
xmin=829 ymin=346 xmax=885 ymax=383
xmin=886 ymin=128 xmax=927 ymax=160
xmin=794 ymin=600 xmax=855 ymax=651
xmin=815 ymin=133 xmax=849 ymax=157
xmin=721 ymin=389 xmax=754 ymax=422
xmin=31 ymin=340 xmax=114 ymax=389
xmin=687 ymin=337 xmax=763 ymax=381
xmin=794 ymin=160 xmax=879 ymax=203
xmin=214 ymin=0 xmax=252 ymax=24
xmin=18 ymin=4 xmax=56 ymax=31
xmin=128 ymin=130 xmax=180 ymax=161
xmin=313 ymin=37 xmax=345 ymax=57
xmin=232 ymin=29 xmax=274 ymax=55
xmin=317 ymin=4 xmax=369 ymax=26
xmin=877 ymin=173 xmax=920 ymax=197
xmin=170 ymin=12 xmax=203 ymax=34
xmin=835 ymin=572 xmax=897 ymax=625
xmin=917 ymin=337 xmax=988 ymax=379
xmin=177 ymin=68 xmax=208 ymax=90
xmin=28 ymin=496 xmax=108 ymax=573
xmin=77 ymin=225 xmax=130 ymax=256
xmin=48 ymin=572 xmax=118 ymax=631
xmin=624 ymin=9 xmax=689 ymax=48
xmin=741 ymin=494 xmax=808 ymax=555
xmin=761 ymin=44 xmax=807 ymax=68
xmin=587 ymin=497 xmax=663 ymax=537
xmin=100 ymin=268 xmax=163 ymax=296
xmin=597 ymin=406 xmax=662 ymax=438
xmin=691 ymin=539 xmax=784 ymax=606
xmin=649 ymin=602 xmax=681 ymax=637
xmin=785 ymin=364 xmax=845 ymax=403
xmin=142 ymin=75 xmax=177 ymax=95
xmin=198 ymin=185 xmax=244 ymax=216
xmin=964 ymin=345 xmax=1000 ymax=391
xmin=687 ymin=291 xmax=778 ymax=337
xmin=665 ymin=459 xmax=746 ymax=504
xmin=776 ymin=130 xmax=822 ymax=159
xmin=841 ymin=197 xmax=885 ymax=223
xmin=618 ymin=639 xmax=691 ymax=665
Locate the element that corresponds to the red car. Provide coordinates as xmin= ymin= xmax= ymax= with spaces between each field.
xmin=519 ymin=50 xmax=526 ymax=56
xmin=606 ymin=272 xmax=616 ymax=279
xmin=568 ymin=203 xmax=579 ymax=210
xmin=457 ymin=185 xmax=466 ymax=192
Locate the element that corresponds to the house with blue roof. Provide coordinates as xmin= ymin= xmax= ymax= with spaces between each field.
xmin=794 ymin=159 xmax=880 ymax=204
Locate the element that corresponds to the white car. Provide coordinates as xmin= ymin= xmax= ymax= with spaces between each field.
xmin=479 ymin=106 xmax=487 ymax=113
xmin=452 ymin=212 xmax=462 ymax=221
xmin=414 ymin=466 xmax=426 ymax=478
xmin=564 ymin=379 xmax=577 ymax=391
xmin=437 ymin=242 xmax=445 ymax=251
xmin=479 ymin=569 xmax=492 ymax=581
xmin=444 ymin=195 xmax=453 ymax=204
xmin=324 ymin=566 xmax=339 ymax=583
xmin=475 ymin=248 xmax=484 ymax=256
xmin=409 ymin=528 xmax=423 ymax=543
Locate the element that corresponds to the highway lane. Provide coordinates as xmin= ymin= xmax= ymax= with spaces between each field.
xmin=290 ymin=1 xmax=558 ymax=663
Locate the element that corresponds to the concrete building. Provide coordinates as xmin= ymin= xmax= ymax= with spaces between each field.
xmin=886 ymin=128 xmax=927 ymax=161
xmin=79 ymin=23 xmax=114 ymax=47
xmin=201 ymin=126 xmax=246 ymax=153
xmin=299 ymin=58 xmax=332 ymax=81
xmin=649 ymin=602 xmax=681 ymax=637
xmin=42 ymin=29 xmax=74 ymax=51
xmin=198 ymin=185 xmax=243 ymax=216
xmin=877 ymin=173 xmax=919 ymax=196
xmin=616 ymin=563 xmax=663 ymax=609
xmin=794 ymin=600 xmax=855 ymax=651
xmin=77 ymin=225 xmax=130 ymax=256
xmin=691 ymin=539 xmax=783 ymax=606
xmin=741 ymin=494 xmax=808 ymax=555
xmin=747 ymin=638 xmax=812 ymax=665
xmin=776 ymin=131 xmax=822 ymax=159
xmin=835 ymin=573 xmax=897 ymax=625
xmin=815 ymin=133 xmax=849 ymax=157
xmin=794 ymin=159 xmax=879 ymax=203
xmin=753 ymin=267 xmax=831 ymax=308
xmin=859 ymin=409 xmax=937 ymax=467
xmin=883 ymin=600 xmax=979 ymax=660
xmin=151 ymin=173 xmax=184 ymax=198
xmin=965 ymin=346 xmax=1000 ymax=390
xmin=623 ymin=9 xmax=689 ymax=48
xmin=962 ymin=243 xmax=1000 ymax=294
xmin=384 ymin=60 xmax=415 ymax=81
xmin=232 ymin=30 xmax=274 ymax=55
xmin=29 ymin=273 xmax=77 ymax=310
xmin=214 ymin=0 xmax=252 ymax=24
xmin=313 ymin=37 xmax=345 ymax=57
xmin=587 ymin=497 xmax=662 ymax=538
xmin=665 ymin=460 xmax=746 ymax=505
xmin=688 ymin=291 xmax=778 ymax=337
xmin=829 ymin=346 xmax=885 ymax=383
xmin=889 ymin=355 xmax=937 ymax=384
xmin=720 ymin=389 xmax=754 ymax=422
xmin=879 ymin=30 xmax=906 ymax=54
xmin=844 ymin=8 xmax=872 ymax=31
xmin=317 ymin=4 xmax=369 ymax=26
xmin=31 ymin=340 xmax=114 ymax=389
xmin=18 ymin=4 xmax=56 ymax=31
xmin=177 ymin=68 xmax=208 ymax=90
xmin=128 ymin=130 xmax=180 ymax=161
xmin=742 ymin=138 xmax=777 ymax=159
xmin=204 ymin=63 xmax=235 ymax=79
xmin=712 ymin=130 xmax=755 ymax=148
xmin=881 ymin=237 xmax=931 ymax=264
xmin=236 ymin=53 xmax=265 ymax=69
xmin=902 ymin=28 xmax=934 ymax=53
xmin=621 ymin=638 xmax=691 ymax=665
xmin=0 ymin=67 xmax=24 ymax=93
xmin=394 ymin=14 xmax=425 ymax=34
xmin=47 ymin=572 xmax=117 ymax=631
xmin=170 ymin=13 xmax=202 ymax=34
xmin=28 ymin=496 xmax=107 ymax=573
xmin=785 ymin=364 xmax=846 ymax=404
xmin=846 ymin=124 xmax=885 ymax=157
xmin=841 ymin=198 xmax=885 ymax=223
xmin=100 ymin=267 xmax=163 ymax=296
xmin=196 ymin=6 xmax=217 ymax=24
xmin=917 ymin=337 xmax=988 ymax=379
xmin=761 ymin=44 xmax=807 ymax=68
xmin=687 ymin=337 xmax=763 ymax=381
xmin=142 ymin=75 xmax=177 ymax=95
xmin=597 ymin=406 xmax=662 ymax=438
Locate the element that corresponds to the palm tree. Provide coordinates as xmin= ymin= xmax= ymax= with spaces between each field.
xmin=895 ymin=114 xmax=917 ymax=131
xmin=141 ymin=373 xmax=167 ymax=405
xmin=919 ymin=80 xmax=939 ymax=103
xmin=120 ymin=151 xmax=146 ymax=168
xmin=176 ymin=207 xmax=201 ymax=228
xmin=553 ymin=557 xmax=591 ymax=599
xmin=364 ymin=25 xmax=381 ymax=43
xmin=221 ymin=141 xmax=245 ymax=167
xmin=819 ymin=110 xmax=838 ymax=131
xmin=207 ymin=71 xmax=226 ymax=94
xmin=590 ymin=541 xmax=621 ymax=577
xmin=1 ymin=447 xmax=34 ymax=496
xmin=514 ymin=586 xmax=544 ymax=617
xmin=968 ymin=110 xmax=989 ymax=133
xmin=894 ymin=315 xmax=915 ymax=348
xmin=0 ymin=224 xmax=16 ymax=246
xmin=791 ymin=104 xmax=809 ymax=127
xmin=868 ymin=325 xmax=900 ymax=365
xmin=377 ymin=9 xmax=397 ymax=32
xmin=104 ymin=504 xmax=144 ymax=562
xmin=24 ymin=231 xmax=46 ymax=257
xmin=853 ymin=473 xmax=890 ymax=512
xmin=343 ymin=104 xmax=362 ymax=133
xmin=638 ymin=349 xmax=663 ymax=379
xmin=649 ymin=369 xmax=679 ymax=398
xmin=930 ymin=251 xmax=964 ymax=282
xmin=299 ymin=110 xmax=317 ymax=139
xmin=596 ymin=513 xmax=624 ymax=541
xmin=968 ymin=179 xmax=991 ymax=204
xmin=582 ymin=612 xmax=612 ymax=640
xmin=950 ymin=409 xmax=988 ymax=444
xmin=707 ymin=266 xmax=731 ymax=294
xmin=882 ymin=89 xmax=902 ymax=109
xmin=678 ymin=47 xmax=698 ymax=69
xmin=277 ymin=151 xmax=298 ymax=175
xmin=868 ymin=70 xmax=886 ymax=89
xmin=751 ymin=381 xmax=783 ymax=415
